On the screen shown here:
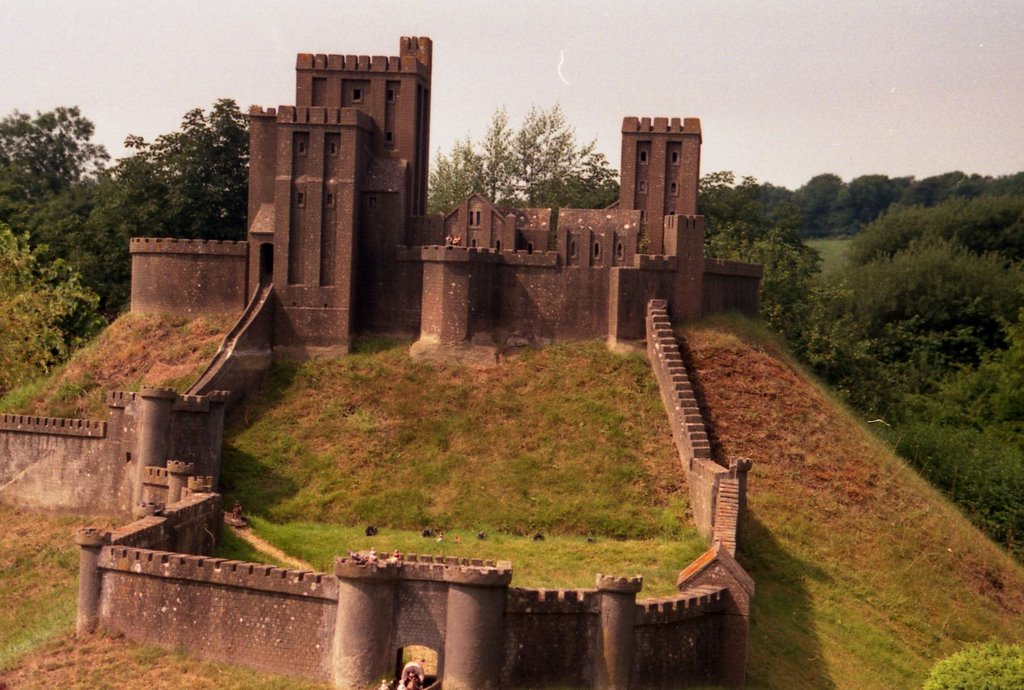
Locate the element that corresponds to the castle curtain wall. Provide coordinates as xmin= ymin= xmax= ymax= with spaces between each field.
xmin=129 ymin=239 xmax=248 ymax=316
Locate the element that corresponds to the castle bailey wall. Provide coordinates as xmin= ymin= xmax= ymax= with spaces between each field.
xmin=130 ymin=238 xmax=248 ymax=316
xmin=97 ymin=546 xmax=337 ymax=682
xmin=0 ymin=413 xmax=130 ymax=515
xmin=502 ymin=587 xmax=598 ymax=687
xmin=0 ymin=389 xmax=228 ymax=519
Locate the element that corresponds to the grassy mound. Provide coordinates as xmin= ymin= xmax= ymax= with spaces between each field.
xmin=223 ymin=340 xmax=690 ymax=539
xmin=0 ymin=312 xmax=234 ymax=419
xmin=683 ymin=317 xmax=1024 ymax=688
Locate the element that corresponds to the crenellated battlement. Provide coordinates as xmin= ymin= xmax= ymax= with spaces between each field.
xmin=335 ymin=553 xmax=513 ymax=585
xmin=297 ymin=53 xmax=407 ymax=74
xmin=129 ymin=237 xmax=248 ymax=257
xmin=634 ymin=255 xmax=676 ymax=271
xmin=506 ymin=586 xmax=598 ymax=613
xmin=144 ymin=466 xmax=169 ymax=485
xmin=621 ymin=115 xmax=701 ymax=135
xmin=101 ymin=546 xmax=338 ymax=600
xmin=0 ymin=413 xmax=106 ymax=438
xmin=274 ymin=105 xmax=373 ymax=129
xmin=596 ymin=573 xmax=644 ymax=593
xmin=635 ymin=585 xmax=726 ymax=623
xmin=106 ymin=390 xmax=137 ymax=408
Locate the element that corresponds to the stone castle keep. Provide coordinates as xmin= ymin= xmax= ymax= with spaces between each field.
xmin=129 ymin=35 xmax=761 ymax=354
xmin=1 ymin=37 xmax=759 ymax=688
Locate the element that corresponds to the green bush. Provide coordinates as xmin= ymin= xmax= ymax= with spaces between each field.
xmin=924 ymin=640 xmax=1024 ymax=689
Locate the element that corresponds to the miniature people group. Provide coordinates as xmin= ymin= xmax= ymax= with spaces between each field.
xmin=444 ymin=234 xmax=463 ymax=247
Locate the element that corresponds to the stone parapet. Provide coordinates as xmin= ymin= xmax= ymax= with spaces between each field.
xmin=0 ymin=413 xmax=106 ymax=438
xmin=102 ymin=546 xmax=338 ymax=600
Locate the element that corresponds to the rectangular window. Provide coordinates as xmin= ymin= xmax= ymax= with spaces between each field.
xmin=327 ymin=193 xmax=335 ymax=207
xmin=638 ymin=180 xmax=648 ymax=193
xmin=296 ymin=191 xmax=306 ymax=207
xmin=329 ymin=141 xmax=338 ymax=156
xmin=670 ymin=182 xmax=678 ymax=196
xmin=387 ymin=88 xmax=396 ymax=102
xmin=385 ymin=131 xmax=394 ymax=144
xmin=352 ymin=88 xmax=363 ymax=103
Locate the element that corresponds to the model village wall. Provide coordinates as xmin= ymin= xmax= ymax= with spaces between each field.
xmin=0 ymin=388 xmax=228 ymax=518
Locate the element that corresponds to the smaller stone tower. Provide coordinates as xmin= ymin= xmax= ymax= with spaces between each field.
xmin=619 ymin=116 xmax=701 ymax=254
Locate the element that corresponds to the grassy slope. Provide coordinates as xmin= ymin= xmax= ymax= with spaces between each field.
xmin=222 ymin=339 xmax=705 ymax=596
xmin=223 ymin=340 xmax=691 ymax=540
xmin=0 ymin=312 xmax=234 ymax=419
xmin=5 ymin=318 xmax=1024 ymax=687
xmin=684 ymin=318 xmax=1024 ymax=688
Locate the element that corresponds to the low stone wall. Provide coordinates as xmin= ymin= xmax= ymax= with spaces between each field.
xmin=0 ymin=388 xmax=227 ymax=518
xmin=645 ymin=299 xmax=751 ymax=553
xmin=76 ymin=526 xmax=751 ymax=688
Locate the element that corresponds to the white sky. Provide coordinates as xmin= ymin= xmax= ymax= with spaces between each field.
xmin=2 ymin=0 xmax=1022 ymax=189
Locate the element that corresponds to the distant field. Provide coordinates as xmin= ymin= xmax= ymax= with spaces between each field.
xmin=808 ymin=236 xmax=854 ymax=275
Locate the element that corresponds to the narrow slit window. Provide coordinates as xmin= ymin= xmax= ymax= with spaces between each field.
xmin=495 ymin=239 xmax=502 ymax=251
xmin=594 ymin=242 xmax=601 ymax=259
xmin=670 ymin=182 xmax=678 ymax=196
xmin=569 ymin=239 xmax=577 ymax=257
xmin=327 ymin=193 xmax=335 ymax=207
xmin=671 ymin=151 xmax=680 ymax=164
xmin=616 ymin=243 xmax=624 ymax=260
xmin=527 ymin=242 xmax=534 ymax=254
xmin=297 ymin=141 xmax=306 ymax=155
xmin=352 ymin=88 xmax=362 ymax=102
xmin=638 ymin=180 xmax=648 ymax=193
xmin=329 ymin=141 xmax=338 ymax=156
xmin=385 ymin=131 xmax=394 ymax=144
xmin=387 ymin=88 xmax=396 ymax=102
xmin=639 ymin=150 xmax=648 ymax=164
xmin=296 ymin=191 xmax=305 ymax=207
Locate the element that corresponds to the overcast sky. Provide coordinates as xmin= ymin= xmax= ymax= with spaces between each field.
xmin=2 ymin=0 xmax=1022 ymax=189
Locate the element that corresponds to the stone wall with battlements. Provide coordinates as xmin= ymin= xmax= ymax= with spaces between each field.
xmin=0 ymin=388 xmax=228 ymax=518
xmin=645 ymin=299 xmax=751 ymax=554
xmin=130 ymin=238 xmax=248 ymax=317
xmin=77 ymin=529 xmax=750 ymax=688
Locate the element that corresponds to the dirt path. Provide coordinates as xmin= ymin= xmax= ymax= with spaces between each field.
xmin=227 ymin=525 xmax=314 ymax=571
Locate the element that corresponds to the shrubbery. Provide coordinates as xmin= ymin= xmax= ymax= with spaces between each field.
xmin=924 ymin=640 xmax=1024 ymax=689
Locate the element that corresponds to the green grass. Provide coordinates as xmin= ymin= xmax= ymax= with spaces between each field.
xmin=808 ymin=236 xmax=854 ymax=276
xmin=222 ymin=339 xmax=692 ymax=540
xmin=0 ymin=507 xmax=83 ymax=670
xmin=247 ymin=517 xmax=707 ymax=597
xmin=0 ymin=311 xmax=233 ymax=419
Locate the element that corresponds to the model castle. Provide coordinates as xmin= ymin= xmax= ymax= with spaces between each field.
xmin=129 ymin=36 xmax=761 ymax=354
xmin=1 ymin=37 xmax=759 ymax=688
